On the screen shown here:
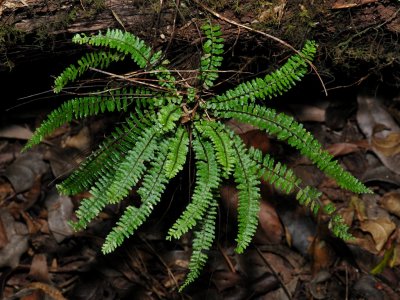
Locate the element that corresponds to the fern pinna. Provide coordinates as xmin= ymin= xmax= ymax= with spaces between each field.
xmin=24 ymin=23 xmax=371 ymax=289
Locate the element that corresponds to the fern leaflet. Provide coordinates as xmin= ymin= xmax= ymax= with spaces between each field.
xmin=58 ymin=111 xmax=151 ymax=195
xmin=231 ymin=135 xmax=261 ymax=254
xmin=214 ymin=104 xmax=371 ymax=194
xmin=165 ymin=127 xmax=189 ymax=179
xmin=167 ymin=138 xmax=220 ymax=240
xmin=102 ymin=139 xmax=170 ymax=253
xmin=196 ymin=121 xmax=236 ymax=178
xmin=54 ymin=51 xmax=125 ymax=93
xmin=180 ymin=197 xmax=218 ymax=290
xmin=206 ymin=40 xmax=317 ymax=109
xmin=199 ymin=22 xmax=224 ymax=89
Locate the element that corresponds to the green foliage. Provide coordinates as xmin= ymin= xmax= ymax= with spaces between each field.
xmin=25 ymin=25 xmax=371 ymax=289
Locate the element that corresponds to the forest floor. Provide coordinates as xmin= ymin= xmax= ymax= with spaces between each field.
xmin=1 ymin=1 xmax=400 ymax=299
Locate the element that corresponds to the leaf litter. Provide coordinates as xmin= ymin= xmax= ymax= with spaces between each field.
xmin=1 ymin=88 xmax=400 ymax=298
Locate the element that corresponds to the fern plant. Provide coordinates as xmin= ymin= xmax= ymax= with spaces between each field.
xmin=24 ymin=23 xmax=371 ymax=289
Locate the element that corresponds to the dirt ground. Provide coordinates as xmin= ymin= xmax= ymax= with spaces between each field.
xmin=0 ymin=1 xmax=400 ymax=299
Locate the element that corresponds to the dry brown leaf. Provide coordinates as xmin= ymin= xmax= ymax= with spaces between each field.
xmin=0 ymin=124 xmax=33 ymax=140
xmin=350 ymin=196 xmax=368 ymax=222
xmin=255 ymin=200 xmax=284 ymax=245
xmin=220 ymin=185 xmax=283 ymax=244
xmin=288 ymin=104 xmax=326 ymax=122
xmin=0 ymin=180 xmax=14 ymax=202
xmin=26 ymin=282 xmax=66 ymax=300
xmin=332 ymin=0 xmax=379 ymax=9
xmin=359 ymin=218 xmax=396 ymax=252
xmin=357 ymin=95 xmax=400 ymax=175
xmin=0 ymin=210 xmax=29 ymax=268
xmin=380 ymin=191 xmax=400 ymax=218
xmin=326 ymin=142 xmax=361 ymax=157
xmin=310 ymin=238 xmax=335 ymax=275
xmin=45 ymin=188 xmax=74 ymax=243
xmin=372 ymin=132 xmax=400 ymax=156
xmin=29 ymin=254 xmax=50 ymax=283
xmin=225 ymin=119 xmax=257 ymax=135
xmin=4 ymin=152 xmax=48 ymax=194
xmin=239 ymin=130 xmax=271 ymax=154
xmin=61 ymin=126 xmax=91 ymax=151
xmin=0 ymin=215 xmax=9 ymax=249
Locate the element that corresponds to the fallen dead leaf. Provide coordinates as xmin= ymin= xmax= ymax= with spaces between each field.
xmin=61 ymin=126 xmax=91 ymax=151
xmin=0 ymin=210 xmax=29 ymax=268
xmin=28 ymin=254 xmax=50 ymax=283
xmin=310 ymin=238 xmax=335 ymax=275
xmin=325 ymin=142 xmax=361 ymax=157
xmin=0 ymin=124 xmax=33 ymax=140
xmin=4 ymin=152 xmax=48 ymax=193
xmin=220 ymin=185 xmax=283 ymax=245
xmin=372 ymin=132 xmax=400 ymax=157
xmin=0 ymin=215 xmax=9 ymax=248
xmin=380 ymin=191 xmax=400 ymax=218
xmin=45 ymin=188 xmax=74 ymax=243
xmin=288 ymin=104 xmax=326 ymax=123
xmin=359 ymin=218 xmax=396 ymax=252
xmin=255 ymin=200 xmax=284 ymax=245
xmin=332 ymin=0 xmax=379 ymax=9
xmin=357 ymin=95 xmax=400 ymax=175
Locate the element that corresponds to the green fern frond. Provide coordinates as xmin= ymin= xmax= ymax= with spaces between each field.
xmin=248 ymin=147 xmax=322 ymax=214
xmin=206 ymin=40 xmax=317 ymax=109
xmin=214 ymin=104 xmax=371 ymax=194
xmin=231 ymin=135 xmax=261 ymax=254
xmin=58 ymin=111 xmax=151 ymax=195
xmin=70 ymin=122 xmax=159 ymax=230
xmin=196 ymin=121 xmax=235 ymax=178
xmin=23 ymin=87 xmax=153 ymax=150
xmin=165 ymin=127 xmax=189 ymax=179
xmin=199 ymin=22 xmax=224 ymax=89
xmin=72 ymin=29 xmax=154 ymax=68
xmin=72 ymin=29 xmax=179 ymax=95
xmin=102 ymin=138 xmax=170 ymax=253
xmin=167 ymin=138 xmax=220 ymax=240
xmin=102 ymin=125 xmax=159 ymax=205
xmin=180 ymin=197 xmax=218 ymax=290
xmin=54 ymin=51 xmax=125 ymax=93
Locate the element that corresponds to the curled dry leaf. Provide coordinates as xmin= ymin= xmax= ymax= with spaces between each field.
xmin=357 ymin=95 xmax=400 ymax=175
xmin=372 ymin=132 xmax=400 ymax=157
xmin=380 ymin=191 xmax=400 ymax=218
xmin=359 ymin=218 xmax=396 ymax=252
xmin=344 ymin=195 xmax=396 ymax=254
